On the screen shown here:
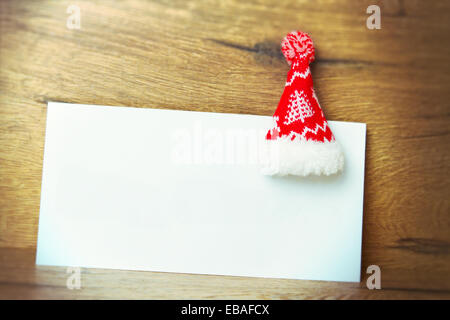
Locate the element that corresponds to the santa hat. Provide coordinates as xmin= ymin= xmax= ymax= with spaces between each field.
xmin=262 ymin=31 xmax=344 ymax=176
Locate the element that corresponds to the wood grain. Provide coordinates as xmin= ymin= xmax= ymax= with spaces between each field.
xmin=0 ymin=0 xmax=449 ymax=299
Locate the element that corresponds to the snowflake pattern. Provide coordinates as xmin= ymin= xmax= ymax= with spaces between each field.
xmin=283 ymin=90 xmax=314 ymax=125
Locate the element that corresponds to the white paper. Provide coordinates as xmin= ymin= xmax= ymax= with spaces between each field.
xmin=36 ymin=102 xmax=366 ymax=282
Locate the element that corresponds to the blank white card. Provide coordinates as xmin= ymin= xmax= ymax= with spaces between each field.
xmin=36 ymin=102 xmax=366 ymax=282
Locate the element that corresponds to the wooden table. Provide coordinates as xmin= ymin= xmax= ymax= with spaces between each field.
xmin=0 ymin=0 xmax=449 ymax=299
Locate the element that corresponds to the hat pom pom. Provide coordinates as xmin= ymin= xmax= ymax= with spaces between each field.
xmin=281 ymin=31 xmax=315 ymax=65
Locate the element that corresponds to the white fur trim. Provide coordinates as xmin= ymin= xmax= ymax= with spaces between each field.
xmin=261 ymin=137 xmax=344 ymax=177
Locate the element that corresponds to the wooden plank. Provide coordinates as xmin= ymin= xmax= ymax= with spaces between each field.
xmin=0 ymin=248 xmax=448 ymax=300
xmin=0 ymin=0 xmax=449 ymax=299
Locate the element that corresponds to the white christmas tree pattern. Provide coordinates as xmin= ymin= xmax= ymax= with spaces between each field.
xmin=283 ymin=90 xmax=314 ymax=125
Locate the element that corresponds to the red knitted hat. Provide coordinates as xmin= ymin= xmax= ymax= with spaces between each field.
xmin=262 ymin=31 xmax=344 ymax=176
